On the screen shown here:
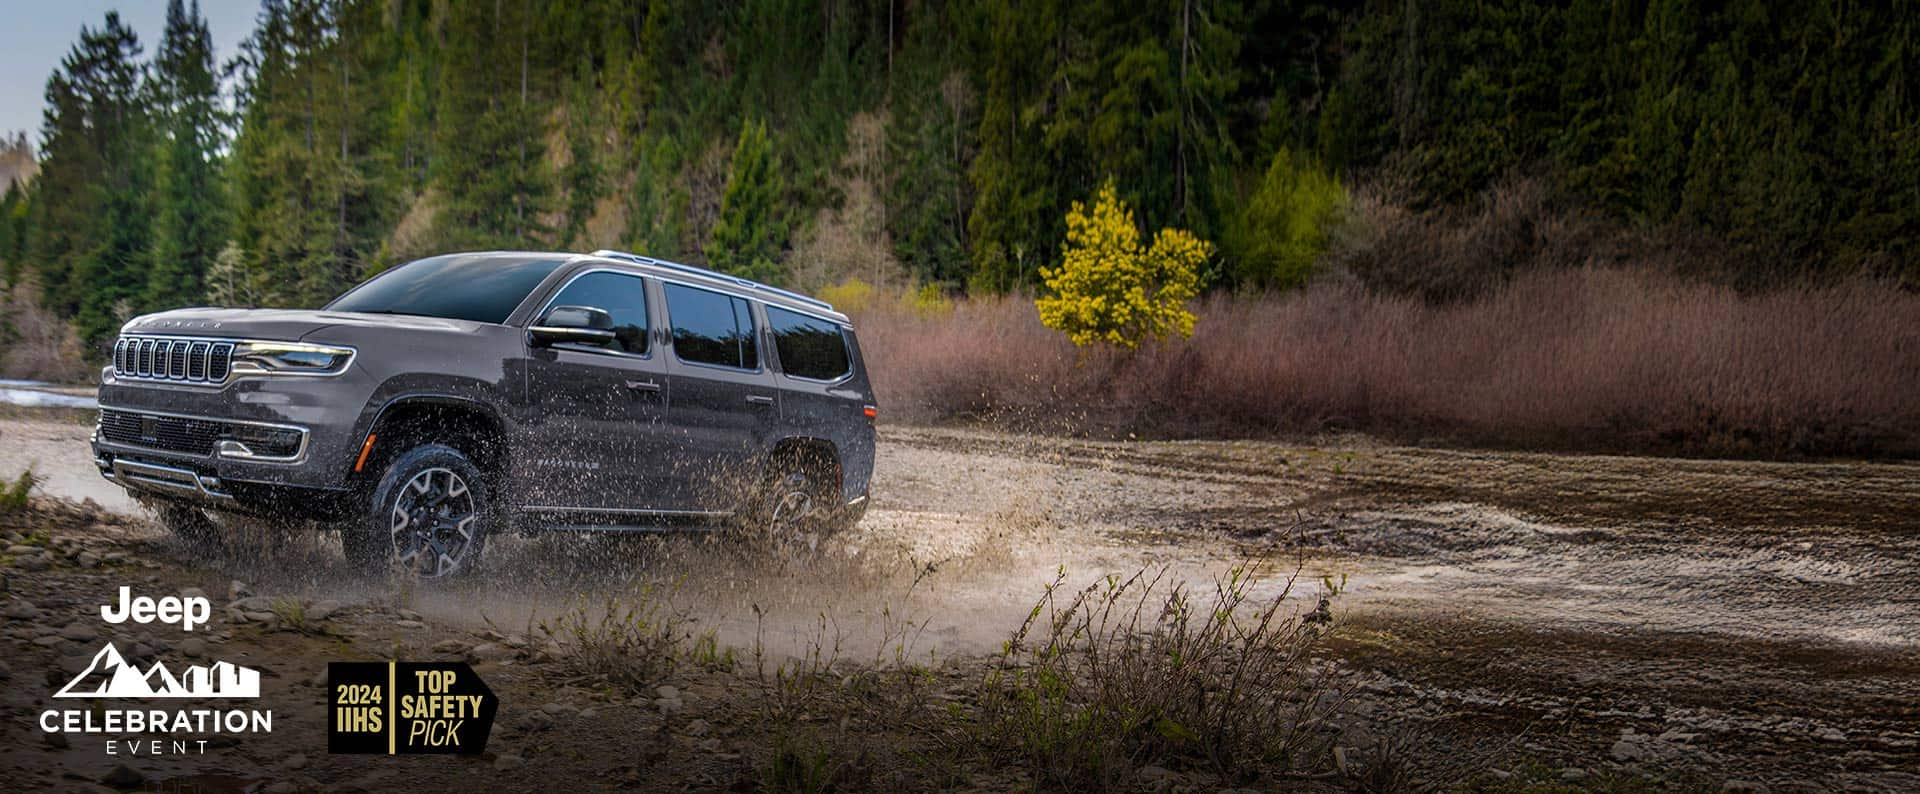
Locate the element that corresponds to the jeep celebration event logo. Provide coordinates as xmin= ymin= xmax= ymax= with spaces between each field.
xmin=38 ymin=587 xmax=273 ymax=756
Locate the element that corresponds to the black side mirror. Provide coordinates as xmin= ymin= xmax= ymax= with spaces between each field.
xmin=530 ymin=305 xmax=616 ymax=347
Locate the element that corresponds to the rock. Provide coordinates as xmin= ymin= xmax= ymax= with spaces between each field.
xmin=654 ymin=685 xmax=684 ymax=715
xmin=230 ymin=596 xmax=272 ymax=612
xmin=59 ymin=623 xmax=98 ymax=642
xmin=1721 ymin=781 xmax=1770 ymax=794
xmin=228 ymin=580 xmax=253 ymax=600
xmin=494 ymin=754 xmax=525 ymax=771
xmin=179 ymin=638 xmax=208 ymax=658
xmin=1559 ymin=768 xmax=1588 ymax=783
xmin=101 ymin=765 xmax=146 ymax=788
xmin=179 ymin=587 xmax=207 ymax=601
xmin=1611 ymin=739 xmax=1648 ymax=762
xmin=1136 ymin=766 xmax=1176 ymax=783
xmin=1333 ymin=746 xmax=1352 ymax=776
xmin=243 ymin=611 xmax=279 ymax=624
xmin=1815 ymin=727 xmax=1846 ymax=742
xmin=431 ymin=639 xmax=472 ymax=655
xmin=394 ymin=620 xmax=424 ymax=629
xmin=282 ymin=753 xmax=309 ymax=770
xmin=577 ymin=708 xmax=598 ymax=721
xmin=15 ymin=555 xmax=49 ymax=571
xmin=308 ymin=600 xmax=344 ymax=621
xmin=468 ymin=643 xmax=515 ymax=662
xmin=541 ymin=702 xmax=576 ymax=716
xmin=43 ymin=730 xmax=68 ymax=749
xmin=0 ymin=659 xmax=10 ymax=680
xmin=513 ymin=712 xmax=555 ymax=734
xmin=685 ymin=719 xmax=711 ymax=737
xmin=2 ymin=598 xmax=37 ymax=619
xmin=4 ymin=544 xmax=36 ymax=555
xmin=76 ymin=552 xmax=100 ymax=568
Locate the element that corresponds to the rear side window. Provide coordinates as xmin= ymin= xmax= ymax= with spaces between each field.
xmin=543 ymin=271 xmax=650 ymax=355
xmin=665 ymin=283 xmax=758 ymax=369
xmin=767 ymin=306 xmax=850 ymax=381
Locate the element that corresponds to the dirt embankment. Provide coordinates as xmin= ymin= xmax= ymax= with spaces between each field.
xmin=1 ymin=415 xmax=1917 ymax=790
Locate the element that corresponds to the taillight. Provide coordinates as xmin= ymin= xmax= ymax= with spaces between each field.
xmin=862 ymin=405 xmax=877 ymax=420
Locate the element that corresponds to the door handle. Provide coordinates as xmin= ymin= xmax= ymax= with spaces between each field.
xmin=624 ymin=379 xmax=661 ymax=393
xmin=745 ymin=394 xmax=775 ymax=406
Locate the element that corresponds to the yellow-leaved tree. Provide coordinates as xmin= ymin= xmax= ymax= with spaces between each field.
xmin=1037 ymin=182 xmax=1211 ymax=348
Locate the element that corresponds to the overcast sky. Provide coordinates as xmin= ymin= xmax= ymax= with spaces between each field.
xmin=1 ymin=1 xmax=261 ymax=144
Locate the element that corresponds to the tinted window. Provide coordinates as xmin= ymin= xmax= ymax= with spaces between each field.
xmin=327 ymin=254 xmax=566 ymax=323
xmin=768 ymin=307 xmax=850 ymax=380
xmin=542 ymin=271 xmax=651 ymax=355
xmin=665 ymin=283 xmax=758 ymax=369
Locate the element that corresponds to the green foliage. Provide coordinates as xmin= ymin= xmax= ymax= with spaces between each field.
xmin=0 ymin=467 xmax=38 ymax=513
xmin=145 ymin=0 xmax=228 ymax=312
xmin=1224 ymin=148 xmax=1345 ymax=289
xmin=431 ymin=0 xmax=552 ymax=251
xmin=29 ymin=12 xmax=153 ymax=343
xmin=1037 ymin=182 xmax=1208 ymax=349
xmin=6 ymin=0 xmax=1918 ymax=333
xmin=706 ymin=118 xmax=787 ymax=284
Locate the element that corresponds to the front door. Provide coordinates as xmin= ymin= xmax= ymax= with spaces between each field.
xmin=659 ymin=282 xmax=777 ymax=513
xmin=518 ymin=270 xmax=672 ymax=511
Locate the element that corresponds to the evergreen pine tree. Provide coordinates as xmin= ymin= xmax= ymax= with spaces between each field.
xmin=146 ymin=0 xmax=228 ymax=311
xmin=705 ymin=118 xmax=786 ymax=284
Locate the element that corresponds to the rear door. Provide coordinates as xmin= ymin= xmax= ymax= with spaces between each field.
xmin=659 ymin=282 xmax=777 ymax=512
xmin=518 ymin=270 xmax=673 ymax=511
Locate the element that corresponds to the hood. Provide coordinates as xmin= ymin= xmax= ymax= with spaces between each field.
xmin=120 ymin=307 xmax=490 ymax=343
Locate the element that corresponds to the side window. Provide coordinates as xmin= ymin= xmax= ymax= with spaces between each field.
xmin=543 ymin=271 xmax=650 ymax=355
xmin=664 ymin=283 xmax=758 ymax=369
xmin=768 ymin=306 xmax=851 ymax=381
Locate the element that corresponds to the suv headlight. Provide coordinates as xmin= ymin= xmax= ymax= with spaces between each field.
xmin=230 ymin=341 xmax=355 ymax=376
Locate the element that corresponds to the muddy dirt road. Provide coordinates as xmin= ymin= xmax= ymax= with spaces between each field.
xmin=3 ymin=414 xmax=1917 ymax=790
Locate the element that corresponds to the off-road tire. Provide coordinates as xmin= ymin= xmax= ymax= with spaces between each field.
xmin=741 ymin=455 xmax=841 ymax=556
xmin=346 ymin=444 xmax=490 ymax=579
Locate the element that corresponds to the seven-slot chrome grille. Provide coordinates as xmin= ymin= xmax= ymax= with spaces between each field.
xmin=111 ymin=336 xmax=233 ymax=384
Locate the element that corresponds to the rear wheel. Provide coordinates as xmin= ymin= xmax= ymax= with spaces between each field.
xmin=744 ymin=455 xmax=840 ymax=555
xmin=346 ymin=444 xmax=490 ymax=579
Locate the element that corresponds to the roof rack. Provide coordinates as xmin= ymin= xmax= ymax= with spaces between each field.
xmin=589 ymin=249 xmax=837 ymax=313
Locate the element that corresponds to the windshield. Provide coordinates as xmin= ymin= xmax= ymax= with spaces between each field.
xmin=326 ymin=254 xmax=567 ymax=324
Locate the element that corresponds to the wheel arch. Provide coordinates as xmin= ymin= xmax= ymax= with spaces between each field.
xmin=354 ymin=395 xmax=510 ymax=485
xmin=767 ymin=435 xmax=842 ymax=494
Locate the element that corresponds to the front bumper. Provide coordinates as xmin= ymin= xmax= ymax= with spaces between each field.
xmin=92 ymin=366 xmax=377 ymax=512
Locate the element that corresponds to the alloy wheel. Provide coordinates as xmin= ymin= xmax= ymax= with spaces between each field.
xmin=388 ymin=467 xmax=478 ymax=578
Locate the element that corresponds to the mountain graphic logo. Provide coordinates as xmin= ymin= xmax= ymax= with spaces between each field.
xmin=54 ymin=643 xmax=260 ymax=699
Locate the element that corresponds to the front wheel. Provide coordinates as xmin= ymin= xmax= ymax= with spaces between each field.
xmin=345 ymin=444 xmax=490 ymax=579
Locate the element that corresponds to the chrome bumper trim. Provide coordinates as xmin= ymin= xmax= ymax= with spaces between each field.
xmin=108 ymin=458 xmax=235 ymax=503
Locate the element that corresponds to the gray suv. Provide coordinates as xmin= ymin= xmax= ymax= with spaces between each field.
xmin=91 ymin=250 xmax=877 ymax=577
